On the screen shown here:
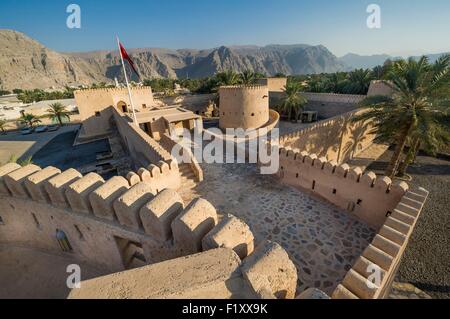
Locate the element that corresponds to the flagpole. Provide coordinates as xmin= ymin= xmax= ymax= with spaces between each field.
xmin=117 ymin=36 xmax=138 ymax=126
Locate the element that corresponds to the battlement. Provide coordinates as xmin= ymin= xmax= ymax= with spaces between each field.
xmin=0 ymin=162 xmax=298 ymax=299
xmin=280 ymin=111 xmax=357 ymax=143
xmin=301 ymin=92 xmax=366 ymax=104
xmin=1 ymin=163 xmax=256 ymax=263
xmin=0 ymin=162 xmax=181 ymax=235
xmin=279 ymin=110 xmax=376 ymax=163
xmin=332 ymin=187 xmax=429 ymax=299
xmin=74 ymin=86 xmax=153 ymax=95
xmin=277 ymin=147 xmax=409 ymax=228
xmin=219 ymin=84 xmax=267 ymax=91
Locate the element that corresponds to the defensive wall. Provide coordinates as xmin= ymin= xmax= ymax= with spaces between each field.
xmin=270 ymin=91 xmax=365 ymax=119
xmin=276 ymin=147 xmax=429 ymax=298
xmin=111 ymin=107 xmax=177 ymax=172
xmin=219 ymin=85 xmax=270 ymax=130
xmin=280 ymin=110 xmax=376 ymax=163
xmin=0 ymin=162 xmax=298 ymax=299
xmin=74 ymin=87 xmax=155 ymax=140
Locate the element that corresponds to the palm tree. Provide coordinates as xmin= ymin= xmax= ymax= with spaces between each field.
xmin=353 ymin=55 xmax=450 ymax=178
xmin=47 ymin=102 xmax=70 ymax=125
xmin=240 ymin=70 xmax=257 ymax=85
xmin=19 ymin=113 xmax=41 ymax=128
xmin=280 ymin=81 xmax=308 ymax=122
xmin=216 ymin=70 xmax=241 ymax=86
xmin=344 ymin=69 xmax=374 ymax=95
xmin=0 ymin=119 xmax=8 ymax=134
xmin=325 ymin=72 xmax=347 ymax=93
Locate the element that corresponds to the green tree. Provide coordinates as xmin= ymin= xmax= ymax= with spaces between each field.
xmin=47 ymin=102 xmax=71 ymax=125
xmin=325 ymin=72 xmax=347 ymax=93
xmin=353 ymin=55 xmax=450 ymax=178
xmin=280 ymin=81 xmax=308 ymax=122
xmin=216 ymin=70 xmax=241 ymax=86
xmin=19 ymin=113 xmax=41 ymax=128
xmin=344 ymin=69 xmax=374 ymax=95
xmin=240 ymin=70 xmax=257 ymax=85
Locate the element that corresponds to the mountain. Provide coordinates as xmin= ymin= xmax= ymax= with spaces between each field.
xmin=339 ymin=52 xmax=450 ymax=70
xmin=0 ymin=30 xmax=110 ymax=90
xmin=0 ymin=30 xmax=346 ymax=90
xmin=1 ymin=29 xmax=447 ymax=90
xmin=339 ymin=53 xmax=392 ymax=69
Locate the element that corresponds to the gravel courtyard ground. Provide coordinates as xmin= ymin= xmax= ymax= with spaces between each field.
xmin=368 ymin=152 xmax=450 ymax=299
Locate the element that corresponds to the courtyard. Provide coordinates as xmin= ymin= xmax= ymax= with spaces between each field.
xmin=179 ymin=157 xmax=376 ymax=295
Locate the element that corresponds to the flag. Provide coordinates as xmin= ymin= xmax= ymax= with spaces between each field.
xmin=118 ymin=41 xmax=139 ymax=78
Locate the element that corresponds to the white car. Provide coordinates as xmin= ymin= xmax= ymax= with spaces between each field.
xmin=20 ymin=127 xmax=34 ymax=135
xmin=35 ymin=125 xmax=48 ymax=133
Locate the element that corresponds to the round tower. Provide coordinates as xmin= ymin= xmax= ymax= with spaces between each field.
xmin=219 ymin=85 xmax=270 ymax=130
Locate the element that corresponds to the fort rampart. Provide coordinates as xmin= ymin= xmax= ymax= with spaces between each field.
xmin=332 ymin=187 xmax=429 ymax=299
xmin=0 ymin=162 xmax=299 ymax=298
xmin=280 ymin=110 xmax=376 ymax=163
xmin=276 ymin=147 xmax=429 ymax=298
xmin=111 ymin=107 xmax=179 ymax=180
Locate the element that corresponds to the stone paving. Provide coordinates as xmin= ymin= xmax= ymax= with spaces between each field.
xmin=180 ymin=159 xmax=376 ymax=295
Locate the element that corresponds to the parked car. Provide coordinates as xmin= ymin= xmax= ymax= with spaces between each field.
xmin=20 ymin=127 xmax=34 ymax=135
xmin=35 ymin=125 xmax=48 ymax=133
xmin=47 ymin=124 xmax=60 ymax=132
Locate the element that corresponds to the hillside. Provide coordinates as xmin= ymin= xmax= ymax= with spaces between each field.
xmin=0 ymin=30 xmax=345 ymax=89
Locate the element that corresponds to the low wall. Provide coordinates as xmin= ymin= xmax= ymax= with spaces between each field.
xmin=69 ymin=241 xmax=298 ymax=299
xmin=280 ymin=110 xmax=376 ymax=163
xmin=332 ymin=187 xmax=429 ymax=299
xmin=0 ymin=162 xmax=298 ymax=299
xmin=277 ymin=148 xmax=409 ymax=228
xmin=111 ymin=107 xmax=174 ymax=168
xmin=269 ymin=92 xmax=365 ymax=119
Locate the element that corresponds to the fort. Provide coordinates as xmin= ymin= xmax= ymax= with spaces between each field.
xmin=0 ymin=79 xmax=429 ymax=299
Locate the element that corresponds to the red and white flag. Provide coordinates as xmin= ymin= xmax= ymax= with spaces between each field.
xmin=118 ymin=41 xmax=139 ymax=78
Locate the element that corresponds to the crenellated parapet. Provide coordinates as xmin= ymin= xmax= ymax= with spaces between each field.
xmin=332 ymin=187 xmax=429 ymax=299
xmin=74 ymin=86 xmax=153 ymax=95
xmin=279 ymin=109 xmax=376 ymax=163
xmin=277 ymin=147 xmax=410 ymax=228
xmin=0 ymin=163 xmax=258 ymax=272
xmin=68 ymin=240 xmax=298 ymax=299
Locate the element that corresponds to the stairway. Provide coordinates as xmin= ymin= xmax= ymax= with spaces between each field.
xmin=178 ymin=163 xmax=200 ymax=202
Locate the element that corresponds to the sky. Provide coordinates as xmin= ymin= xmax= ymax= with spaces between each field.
xmin=0 ymin=0 xmax=449 ymax=57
